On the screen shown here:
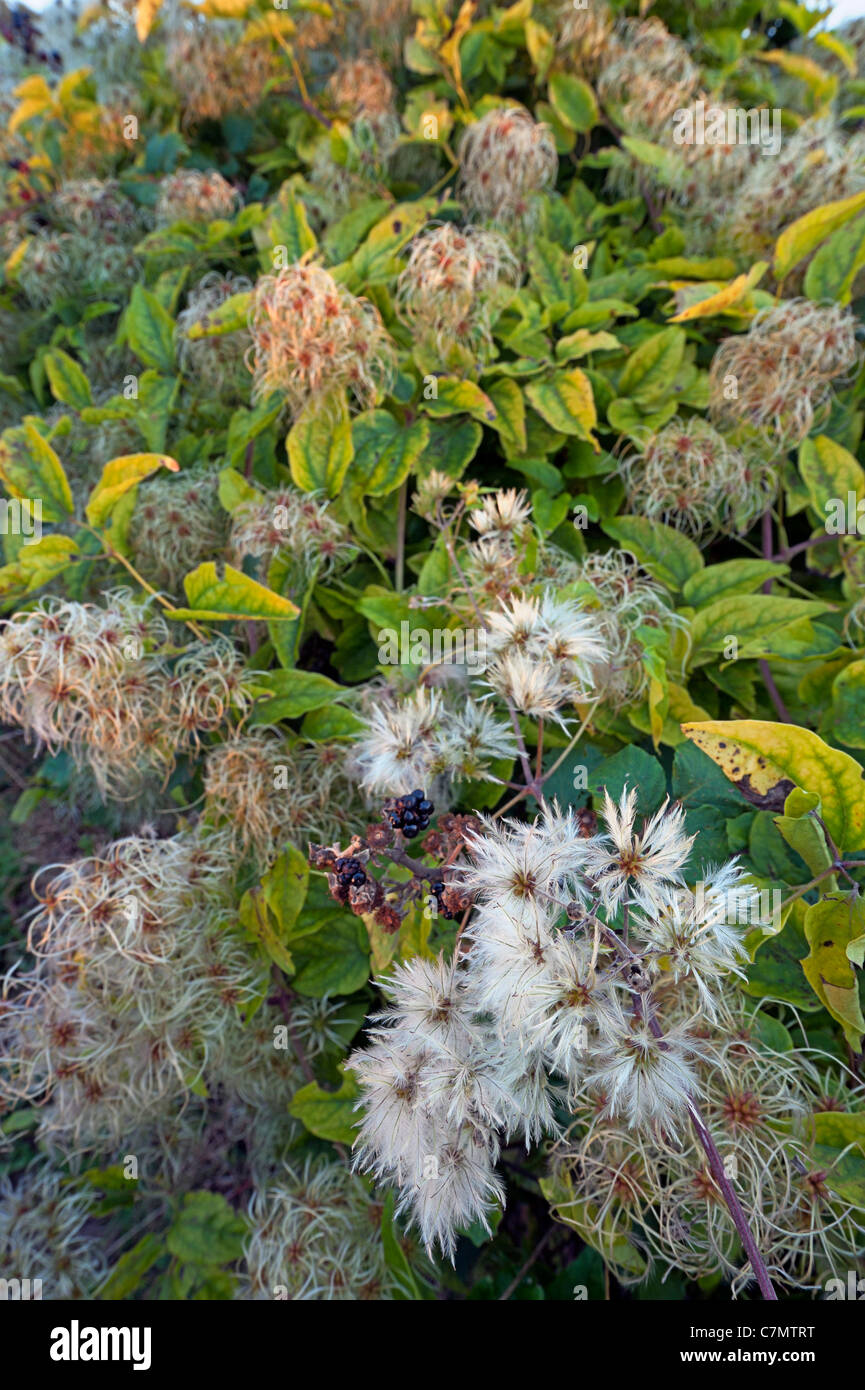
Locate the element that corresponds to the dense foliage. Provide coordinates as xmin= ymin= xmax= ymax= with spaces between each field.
xmin=2 ymin=0 xmax=865 ymax=1303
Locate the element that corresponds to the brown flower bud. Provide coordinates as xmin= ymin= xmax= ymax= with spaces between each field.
xmin=366 ymin=823 xmax=394 ymax=850
xmin=374 ymin=904 xmax=402 ymax=935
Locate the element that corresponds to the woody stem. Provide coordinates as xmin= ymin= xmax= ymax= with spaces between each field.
xmin=686 ymin=1098 xmax=778 ymax=1300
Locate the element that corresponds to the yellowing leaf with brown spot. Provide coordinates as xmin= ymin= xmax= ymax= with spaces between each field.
xmin=680 ymin=720 xmax=865 ymax=852
xmin=669 ymin=262 xmax=767 ymax=322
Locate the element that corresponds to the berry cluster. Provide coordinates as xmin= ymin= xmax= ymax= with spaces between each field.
xmin=387 ymin=790 xmax=434 ymax=839
xmin=335 ymin=856 xmax=367 ymax=889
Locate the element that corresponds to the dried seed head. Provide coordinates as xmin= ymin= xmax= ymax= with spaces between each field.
xmin=246 ymin=262 xmax=396 ymax=415
xmin=166 ymin=21 xmax=276 ymax=126
xmin=598 ymin=17 xmax=700 ymax=138
xmin=229 ymin=484 xmax=356 ymax=581
xmin=458 ymin=107 xmax=558 ymax=226
xmin=128 ymin=468 xmax=227 ymax=594
xmin=155 ymin=169 xmax=240 ymax=227
xmin=709 ymin=300 xmax=860 ymax=447
xmin=396 ymin=222 xmax=521 ymax=365
xmin=619 ymin=417 xmax=774 ymax=538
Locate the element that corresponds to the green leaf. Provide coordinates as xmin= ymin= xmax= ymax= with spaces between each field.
xmin=97 ymin=1234 xmax=163 ymax=1300
xmin=289 ymin=1065 xmax=362 ymax=1143
xmin=86 ymin=452 xmax=179 ymax=528
xmin=346 ymin=199 xmax=435 ymax=284
xmin=744 ymin=903 xmax=822 ymax=1009
xmin=672 ymin=740 xmax=748 ymax=814
xmin=380 ymin=1191 xmax=423 ymax=1299
xmin=126 ymin=283 xmax=176 ymax=372
xmin=524 ymin=368 xmax=598 ymax=446
xmin=352 ymin=411 xmax=430 ymax=496
xmin=689 ymin=595 xmax=832 ymax=663
xmin=680 ymin=720 xmax=865 ymax=852
xmin=255 ymin=182 xmax=316 ymax=267
xmin=239 ymin=885 xmax=294 ymax=974
xmin=804 ymin=212 xmax=865 ymax=304
xmin=0 ymin=422 xmax=74 ymax=521
xmin=262 ymin=844 xmax=310 ymax=936
xmin=251 ymin=668 xmax=347 ymax=721
xmin=417 ymin=417 xmax=482 ymax=479
xmin=681 ymin=559 xmax=789 ymax=608
xmin=133 ymin=372 xmax=176 ymax=454
xmin=601 ymin=516 xmax=703 ymax=591
xmin=291 ymin=913 xmax=371 ymax=997
xmin=287 ymin=390 xmax=354 ymax=497
xmin=488 ymin=377 xmax=527 ymax=454
xmin=773 ymin=788 xmax=834 ymax=879
xmin=170 ymin=562 xmax=300 ymax=622
xmin=831 ymin=660 xmax=865 ymax=748
xmin=590 ymin=745 xmax=667 ymax=815
xmin=617 ymin=327 xmax=686 ymax=404
xmin=225 ymin=398 xmax=281 ymax=471
xmin=218 ymin=465 xmax=264 ymax=514
xmin=556 ymin=328 xmax=620 ymax=362
xmin=801 ymin=895 xmax=865 ymax=1050
xmin=185 ymin=290 xmax=252 ymax=340
xmin=166 ymin=1192 xmax=247 ymax=1268
xmin=799 ymin=434 xmax=865 ymax=522
xmin=813 ymin=1111 xmax=865 ymax=1155
xmin=547 ymin=71 xmax=598 ymax=133
xmin=43 ymin=349 xmax=92 ymax=410
xmin=300 ymin=704 xmax=366 ymax=740
xmin=421 ymin=377 xmax=498 ymax=425
xmin=0 ymin=533 xmax=79 ymax=599
xmin=527 ymin=236 xmax=586 ymax=313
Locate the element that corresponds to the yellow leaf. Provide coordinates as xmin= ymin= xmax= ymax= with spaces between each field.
xmin=135 ymin=0 xmax=163 ymax=42
xmin=13 ymin=75 xmax=53 ymax=102
xmin=86 ymin=454 xmax=179 ymax=528
xmin=196 ymin=0 xmax=254 ymax=15
xmin=680 ymin=719 xmax=865 ymax=852
xmin=10 ymin=99 xmax=52 ymax=135
xmin=669 ymin=262 xmax=767 ymax=322
xmin=439 ymin=0 xmax=476 ymax=89
xmin=170 ymin=562 xmax=300 ymax=622
xmin=774 ymin=190 xmax=865 ymax=279
xmin=755 ymin=49 xmax=837 ymax=104
xmin=58 ymin=68 xmax=93 ymax=104
xmin=4 ymin=237 xmax=31 ymax=280
xmin=815 ymin=31 xmax=857 ymax=76
xmin=243 ymin=12 xmax=296 ymax=41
